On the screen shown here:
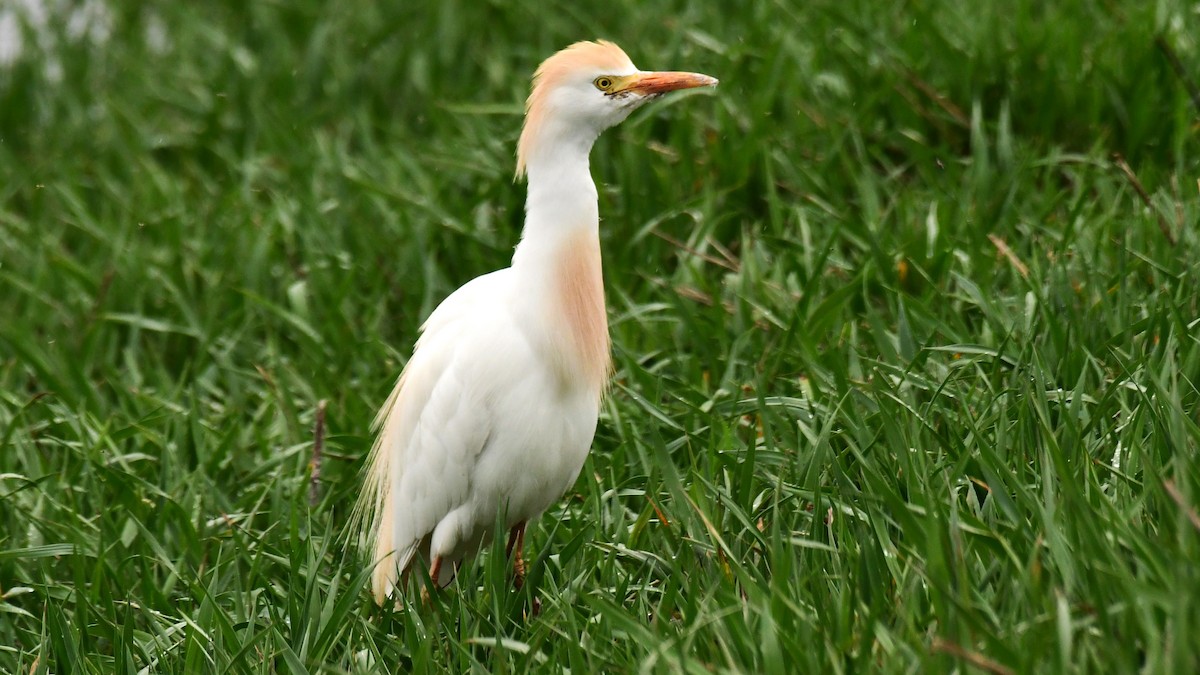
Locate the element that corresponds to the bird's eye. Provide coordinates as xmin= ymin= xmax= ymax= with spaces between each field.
xmin=593 ymin=77 xmax=614 ymax=91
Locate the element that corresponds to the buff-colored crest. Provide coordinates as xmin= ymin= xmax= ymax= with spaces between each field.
xmin=515 ymin=41 xmax=636 ymax=179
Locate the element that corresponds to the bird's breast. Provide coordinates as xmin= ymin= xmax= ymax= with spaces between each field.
xmin=551 ymin=227 xmax=611 ymax=392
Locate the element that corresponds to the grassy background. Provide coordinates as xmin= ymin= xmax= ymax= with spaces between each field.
xmin=2 ymin=0 xmax=1199 ymax=672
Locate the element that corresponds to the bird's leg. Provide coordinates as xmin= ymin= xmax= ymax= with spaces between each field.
xmin=429 ymin=556 xmax=443 ymax=585
xmin=421 ymin=556 xmax=443 ymax=605
xmin=506 ymin=522 xmax=527 ymax=589
xmin=506 ymin=522 xmax=541 ymax=616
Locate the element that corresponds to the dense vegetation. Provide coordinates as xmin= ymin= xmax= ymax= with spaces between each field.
xmin=1 ymin=0 xmax=1197 ymax=671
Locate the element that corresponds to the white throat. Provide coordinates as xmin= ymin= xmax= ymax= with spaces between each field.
xmin=509 ymin=123 xmax=610 ymax=393
xmin=512 ymin=123 xmax=601 ymax=270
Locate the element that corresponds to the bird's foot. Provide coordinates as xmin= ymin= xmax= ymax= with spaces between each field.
xmin=420 ymin=556 xmax=443 ymax=606
xmin=507 ymin=522 xmax=528 ymax=589
xmin=512 ymin=552 xmax=526 ymax=589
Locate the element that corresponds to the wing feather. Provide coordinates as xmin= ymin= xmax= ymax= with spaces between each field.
xmin=353 ymin=270 xmax=508 ymax=604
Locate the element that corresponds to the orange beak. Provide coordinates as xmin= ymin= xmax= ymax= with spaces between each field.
xmin=621 ymin=71 xmax=719 ymax=96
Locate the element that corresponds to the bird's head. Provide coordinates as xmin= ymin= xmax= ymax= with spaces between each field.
xmin=516 ymin=40 xmax=717 ymax=179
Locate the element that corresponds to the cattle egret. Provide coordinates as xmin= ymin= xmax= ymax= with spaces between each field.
xmin=356 ymin=40 xmax=717 ymax=604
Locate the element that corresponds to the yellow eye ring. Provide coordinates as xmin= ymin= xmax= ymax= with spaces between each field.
xmin=594 ymin=76 xmax=614 ymax=91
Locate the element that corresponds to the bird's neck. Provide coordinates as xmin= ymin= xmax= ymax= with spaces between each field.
xmin=512 ymin=139 xmax=611 ymax=394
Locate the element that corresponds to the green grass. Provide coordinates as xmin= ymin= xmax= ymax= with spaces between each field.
xmin=2 ymin=0 xmax=1199 ymax=672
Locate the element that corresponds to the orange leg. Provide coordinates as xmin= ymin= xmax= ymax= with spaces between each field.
xmin=420 ymin=556 xmax=443 ymax=605
xmin=506 ymin=523 xmax=541 ymax=616
xmin=506 ymin=522 xmax=527 ymax=589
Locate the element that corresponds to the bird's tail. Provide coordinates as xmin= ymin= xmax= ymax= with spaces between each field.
xmin=349 ymin=371 xmax=407 ymax=604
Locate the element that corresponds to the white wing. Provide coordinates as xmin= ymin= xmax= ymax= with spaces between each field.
xmin=355 ymin=269 xmax=511 ymax=603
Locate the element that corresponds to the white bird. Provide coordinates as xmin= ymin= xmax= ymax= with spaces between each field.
xmin=356 ymin=40 xmax=717 ymax=604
